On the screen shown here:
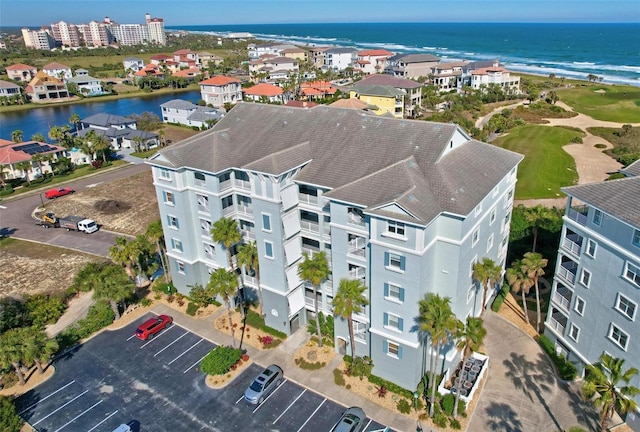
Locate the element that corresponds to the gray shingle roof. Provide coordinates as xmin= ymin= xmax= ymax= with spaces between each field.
xmin=562 ymin=176 xmax=640 ymax=228
xmin=152 ymin=103 xmax=522 ymax=224
xmin=81 ymin=113 xmax=135 ymax=127
xmin=358 ymin=74 xmax=421 ymax=89
xmin=161 ymin=99 xmax=197 ymax=110
xmin=0 ymin=80 xmax=20 ymax=89
xmin=326 ymin=47 xmax=357 ymax=54
xmin=621 ymin=159 xmax=640 ymax=177
xmin=351 ymin=84 xmax=405 ymax=97
xmin=388 ymin=53 xmax=440 ymax=64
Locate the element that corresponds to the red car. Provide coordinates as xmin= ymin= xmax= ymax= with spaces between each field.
xmin=135 ymin=315 xmax=173 ymax=340
xmin=44 ymin=187 xmax=74 ymax=199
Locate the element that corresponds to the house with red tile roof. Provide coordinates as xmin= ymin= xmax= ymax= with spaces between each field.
xmin=299 ymin=81 xmax=337 ymax=101
xmin=25 ymin=71 xmax=70 ymax=102
xmin=0 ymin=139 xmax=66 ymax=181
xmin=173 ymin=49 xmax=199 ymax=68
xmin=199 ymin=76 xmax=242 ymax=108
xmin=284 ymin=100 xmax=318 ymax=109
xmin=149 ymin=54 xmax=172 ymax=65
xmin=354 ymin=49 xmax=393 ymax=75
xmin=42 ymin=62 xmax=72 ymax=81
xmin=134 ymin=64 xmax=165 ymax=80
xmin=5 ymin=63 xmax=37 ymax=82
xmin=243 ymin=83 xmax=287 ymax=104
xmin=470 ymin=61 xmax=520 ymax=94
xmin=172 ymin=67 xmax=204 ymax=81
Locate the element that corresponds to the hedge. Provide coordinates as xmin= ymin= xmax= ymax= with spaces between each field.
xmin=56 ymin=301 xmax=115 ymax=350
xmin=538 ymin=334 xmax=577 ymax=380
xmin=245 ymin=309 xmax=287 ymax=339
xmin=186 ymin=302 xmax=198 ymax=316
xmin=368 ymin=374 xmax=413 ymax=399
xmin=201 ymin=346 xmax=242 ymax=375
xmin=491 ymin=282 xmax=511 ymax=312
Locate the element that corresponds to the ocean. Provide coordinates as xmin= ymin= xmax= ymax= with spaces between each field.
xmin=169 ymin=22 xmax=640 ymax=87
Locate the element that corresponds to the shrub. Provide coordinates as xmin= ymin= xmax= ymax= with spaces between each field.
xmin=441 ymin=393 xmax=455 ymax=416
xmin=606 ymin=172 xmax=626 ymax=180
xmin=246 ymin=310 xmax=287 ymax=339
xmin=333 ymin=368 xmax=346 ymax=386
xmin=396 ymin=399 xmax=411 ymax=414
xmin=56 ymin=301 xmax=114 ymax=350
xmin=594 ymin=143 xmax=607 ymax=149
xmin=0 ymin=185 xmax=13 ymax=196
xmin=186 ymin=302 xmax=199 ymax=316
xmin=306 ymin=312 xmax=334 ymax=345
xmin=349 ymin=356 xmax=373 ymax=379
xmin=140 ymin=298 xmax=152 ymax=307
xmin=491 ymin=282 xmax=510 ymax=312
xmin=376 ymin=385 xmax=388 ymax=398
xmin=450 ymin=418 xmax=462 ymax=430
xmin=568 ymin=427 xmax=587 ymax=432
xmin=295 ymin=357 xmax=326 ymax=370
xmin=368 ymin=375 xmax=414 ymax=399
xmin=25 ymin=294 xmax=67 ymax=329
xmin=200 ymin=346 xmax=242 ymax=375
xmin=569 ymin=136 xmax=583 ymax=144
xmin=433 ymin=412 xmax=448 ymax=428
xmin=538 ymin=334 xmax=577 ymax=380
xmin=0 ymin=396 xmax=23 ymax=432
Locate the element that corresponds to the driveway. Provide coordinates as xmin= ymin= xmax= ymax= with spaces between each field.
xmin=468 ymin=312 xmax=598 ymax=432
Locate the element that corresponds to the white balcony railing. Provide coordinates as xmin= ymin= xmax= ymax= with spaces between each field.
xmin=348 ymin=267 xmax=366 ymax=283
xmin=558 ymin=266 xmax=576 ymax=284
xmin=237 ymin=204 xmax=253 ymax=216
xmin=347 ymin=213 xmax=365 ymax=227
xmin=562 ymin=237 xmax=582 ymax=256
xmin=300 ymin=219 xmax=320 ymax=233
xmin=243 ymin=275 xmax=257 ymax=286
xmin=241 ymin=229 xmax=256 ymax=241
xmin=220 ymin=180 xmax=232 ymax=191
xmin=235 ymin=179 xmax=251 ymax=191
xmin=567 ymin=207 xmax=587 ymax=225
xmin=323 ymin=224 xmax=331 ymax=238
xmin=222 ymin=206 xmax=234 ymax=217
xmin=548 ymin=316 xmax=566 ymax=335
xmin=553 ymin=291 xmax=571 ymax=311
xmin=299 ymin=193 xmax=319 ymax=205
xmin=198 ymin=205 xmax=209 ymax=213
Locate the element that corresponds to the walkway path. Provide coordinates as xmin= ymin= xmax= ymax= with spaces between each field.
xmin=467 ymin=311 xmax=599 ymax=432
xmin=45 ymin=291 xmax=94 ymax=337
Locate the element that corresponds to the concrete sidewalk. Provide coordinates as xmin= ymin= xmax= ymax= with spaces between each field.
xmin=150 ymin=303 xmax=417 ymax=432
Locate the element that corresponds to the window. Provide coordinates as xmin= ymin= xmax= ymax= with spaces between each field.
xmin=487 ymin=234 xmax=494 ymax=252
xmin=176 ymin=261 xmax=186 ymax=274
xmin=609 ymin=324 xmax=629 ymax=350
xmin=386 ymin=252 xmax=405 ymax=271
xmin=616 ymin=294 xmax=637 ymax=320
xmin=167 ymin=215 xmax=179 ymax=229
xmin=203 ymin=243 xmax=215 ymax=259
xmin=470 ymin=256 xmax=478 ymax=277
xmin=586 ymin=239 xmax=597 ymax=258
xmin=633 ymin=229 xmax=640 ymax=248
xmin=467 ymin=285 xmax=475 ymax=303
xmin=580 ymin=269 xmax=591 ymax=287
xmin=574 ymin=297 xmax=585 ymax=316
xmin=264 ymin=241 xmax=274 ymax=258
xmin=384 ymin=283 xmax=405 ymax=303
xmin=490 ymin=208 xmax=496 ymax=225
xmin=171 ymin=238 xmax=183 ymax=252
xmin=197 ymin=194 xmax=208 ymax=210
xmin=194 ymin=171 xmax=205 ymax=183
xmin=472 ymin=228 xmax=479 ymax=246
xmin=159 ymin=168 xmax=171 ymax=180
xmin=493 ymin=185 xmax=499 ymax=197
xmin=568 ymin=324 xmax=580 ymax=342
xmin=384 ymin=313 xmax=404 ymax=332
xmin=163 ymin=191 xmax=174 ymax=205
xmin=624 ymin=262 xmax=640 ymax=287
xmin=353 ymin=321 xmax=366 ymax=342
xmin=387 ymin=220 xmax=405 ymax=236
xmin=475 ymin=203 xmax=482 ymax=216
xmin=593 ymin=209 xmax=602 ymax=226
xmin=384 ymin=340 xmax=402 ymax=359
xmin=200 ymin=219 xmax=211 ymax=235
xmin=262 ymin=214 xmax=271 ymax=232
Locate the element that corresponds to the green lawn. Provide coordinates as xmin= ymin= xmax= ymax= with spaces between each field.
xmin=556 ymin=84 xmax=640 ymax=123
xmin=493 ymin=125 xmax=581 ymax=199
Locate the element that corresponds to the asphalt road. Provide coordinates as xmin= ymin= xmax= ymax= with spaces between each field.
xmin=0 ymin=163 xmax=149 ymax=257
xmin=16 ymin=314 xmax=390 ymax=432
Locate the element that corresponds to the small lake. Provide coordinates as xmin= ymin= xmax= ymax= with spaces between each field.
xmin=0 ymin=90 xmax=201 ymax=141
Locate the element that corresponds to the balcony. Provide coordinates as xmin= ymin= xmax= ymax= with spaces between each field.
xmin=547 ymin=308 xmax=568 ymax=335
xmin=220 ymin=179 xmax=233 ymax=191
xmin=305 ymin=296 xmax=323 ymax=310
xmin=222 ymin=206 xmax=234 ymax=217
xmin=300 ymin=219 xmax=320 ymax=234
xmin=567 ymin=206 xmax=588 ymax=226
xmin=552 ymin=284 xmax=572 ymax=311
xmin=237 ymin=204 xmax=253 ymax=217
xmin=348 ymin=237 xmax=366 ymax=258
xmin=347 ymin=211 xmax=365 ymax=227
xmin=243 ymin=274 xmax=257 ymax=286
xmin=241 ymin=229 xmax=255 ymax=241
xmin=198 ymin=204 xmax=209 ymax=213
xmin=348 ymin=267 xmax=366 ymax=285
xmin=299 ymin=192 xmax=319 ymax=206
xmin=235 ymin=179 xmax=251 ymax=191
xmin=558 ymin=259 xmax=578 ymax=285
xmin=562 ymin=234 xmax=583 ymax=256
xmin=323 ymin=224 xmax=331 ymax=238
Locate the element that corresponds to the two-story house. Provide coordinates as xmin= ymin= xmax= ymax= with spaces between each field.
xmin=354 ymin=74 xmax=422 ymax=117
xmin=349 ymin=84 xmax=407 ymax=118
xmin=199 ymin=76 xmax=242 ymax=108
xmin=354 ymin=49 xmax=393 ymax=75
xmin=0 ymin=80 xmax=23 ymax=99
xmin=5 ymin=63 xmax=38 ymax=82
xmin=67 ymin=69 xmax=105 ymax=96
xmin=42 ymin=61 xmax=73 ymax=81
xmin=470 ymin=61 xmax=520 ymax=95
xmin=25 ymin=71 xmax=69 ymax=102
xmin=323 ymin=47 xmax=358 ymax=72
xmin=123 ymin=57 xmax=145 ymax=73
xmin=160 ymin=99 xmax=224 ymax=129
xmin=0 ymin=139 xmax=66 ymax=180
xmin=78 ymin=113 xmax=158 ymax=150
xmin=243 ymin=83 xmax=288 ymax=104
xmin=385 ymin=53 xmax=440 ymax=80
xmin=544 ymin=170 xmax=640 ymax=430
xmin=146 ymin=103 xmax=522 ymax=391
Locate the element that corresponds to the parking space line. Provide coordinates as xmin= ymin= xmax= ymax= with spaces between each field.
xmin=127 ymin=334 xmax=137 ymax=341
xmin=183 ymin=351 xmax=211 ymax=374
xmin=273 ymin=388 xmax=307 ymax=424
xmin=252 ymin=379 xmax=287 ymax=413
xmin=53 ymin=399 xmax=103 ymax=432
xmin=167 ymin=339 xmax=203 ymax=365
xmin=235 ymin=395 xmax=244 ymax=404
xmin=140 ymin=325 xmax=176 ymax=348
xmin=296 ymin=398 xmax=326 ymax=432
xmin=362 ymin=418 xmax=373 ymax=431
xmin=86 ymin=409 xmax=118 ymax=432
xmin=19 ymin=380 xmax=75 ymax=415
xmin=154 ymin=331 xmax=189 ymax=356
xmin=32 ymin=390 xmax=89 ymax=426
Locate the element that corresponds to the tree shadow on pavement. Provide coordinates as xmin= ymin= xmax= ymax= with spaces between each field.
xmin=485 ymin=402 xmax=523 ymax=432
xmin=562 ymin=380 xmax=599 ymax=431
xmin=502 ymin=351 xmax=561 ymax=431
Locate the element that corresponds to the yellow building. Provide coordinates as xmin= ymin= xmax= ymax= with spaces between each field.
xmin=349 ymin=84 xmax=406 ymax=118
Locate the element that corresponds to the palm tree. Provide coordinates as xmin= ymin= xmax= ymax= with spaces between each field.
xmin=298 ymin=251 xmax=330 ymax=347
xmin=109 ymin=237 xmax=135 ymax=279
xmin=31 ymin=153 xmax=46 ymax=178
xmin=15 ymin=161 xmax=33 ymax=186
xmin=524 ymin=205 xmax=556 ymax=252
xmin=236 ymin=241 xmax=263 ymax=316
xmin=417 ymin=293 xmax=459 ymax=417
xmin=11 ymin=130 xmax=23 ymax=143
xmin=332 ymin=278 xmax=368 ymax=358
xmin=506 ymin=260 xmax=534 ymax=325
xmin=146 ymin=220 xmax=169 ymax=282
xmin=31 ymin=133 xmax=47 ymax=143
xmin=24 ymin=329 xmax=58 ymax=374
xmin=583 ymin=353 xmax=640 ymax=432
xmin=90 ymin=133 xmax=112 ymax=163
xmin=452 ymin=317 xmax=486 ymax=419
xmin=208 ymin=268 xmax=239 ymax=348
xmin=0 ymin=328 xmax=30 ymax=385
xmin=69 ymin=113 xmax=81 ymax=133
xmin=521 ymin=252 xmax=548 ymax=332
xmin=211 ymin=217 xmax=242 ymax=304
xmin=48 ymin=125 xmax=64 ymax=144
xmin=473 ymin=258 xmax=503 ymax=316
xmin=157 ymin=128 xmax=166 ymax=146
xmin=131 ymin=135 xmax=144 ymax=153
xmin=93 ymin=265 xmax=134 ymax=319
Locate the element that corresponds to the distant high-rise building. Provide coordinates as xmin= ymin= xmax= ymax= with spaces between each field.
xmin=21 ymin=27 xmax=55 ymax=50
xmin=146 ymin=13 xmax=166 ymax=46
xmin=50 ymin=21 xmax=81 ymax=47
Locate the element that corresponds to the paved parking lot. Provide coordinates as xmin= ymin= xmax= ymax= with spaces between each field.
xmin=16 ymin=313 xmax=392 ymax=432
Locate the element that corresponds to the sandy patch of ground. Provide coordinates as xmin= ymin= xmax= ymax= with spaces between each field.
xmin=205 ymin=356 xmax=252 ymax=390
xmin=214 ymin=309 xmax=283 ymax=350
xmin=44 ymin=170 xmax=159 ymax=236
xmin=293 ymin=339 xmax=336 ymax=367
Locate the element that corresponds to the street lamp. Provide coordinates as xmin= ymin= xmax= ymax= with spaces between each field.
xmin=413 ymin=391 xmax=419 ymax=413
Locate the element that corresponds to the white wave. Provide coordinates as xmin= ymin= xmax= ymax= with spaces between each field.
xmin=464 ymin=52 xmax=475 ymax=56
xmin=422 ymin=46 xmax=436 ymax=50
xmin=505 ymin=63 xmax=639 ymax=86
xmin=573 ymin=61 xmax=596 ymax=65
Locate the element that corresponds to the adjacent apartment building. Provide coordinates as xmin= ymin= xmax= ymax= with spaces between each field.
xmin=147 ymin=103 xmax=522 ymax=390
xmin=544 ymin=167 xmax=640 ymax=429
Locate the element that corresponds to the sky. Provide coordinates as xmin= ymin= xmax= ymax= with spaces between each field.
xmin=1 ymin=0 xmax=638 ymax=27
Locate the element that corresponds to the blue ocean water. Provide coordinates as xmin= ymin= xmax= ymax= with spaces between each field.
xmin=170 ymin=22 xmax=640 ymax=87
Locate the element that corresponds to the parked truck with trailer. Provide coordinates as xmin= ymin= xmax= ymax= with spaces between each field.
xmin=34 ymin=212 xmax=98 ymax=234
